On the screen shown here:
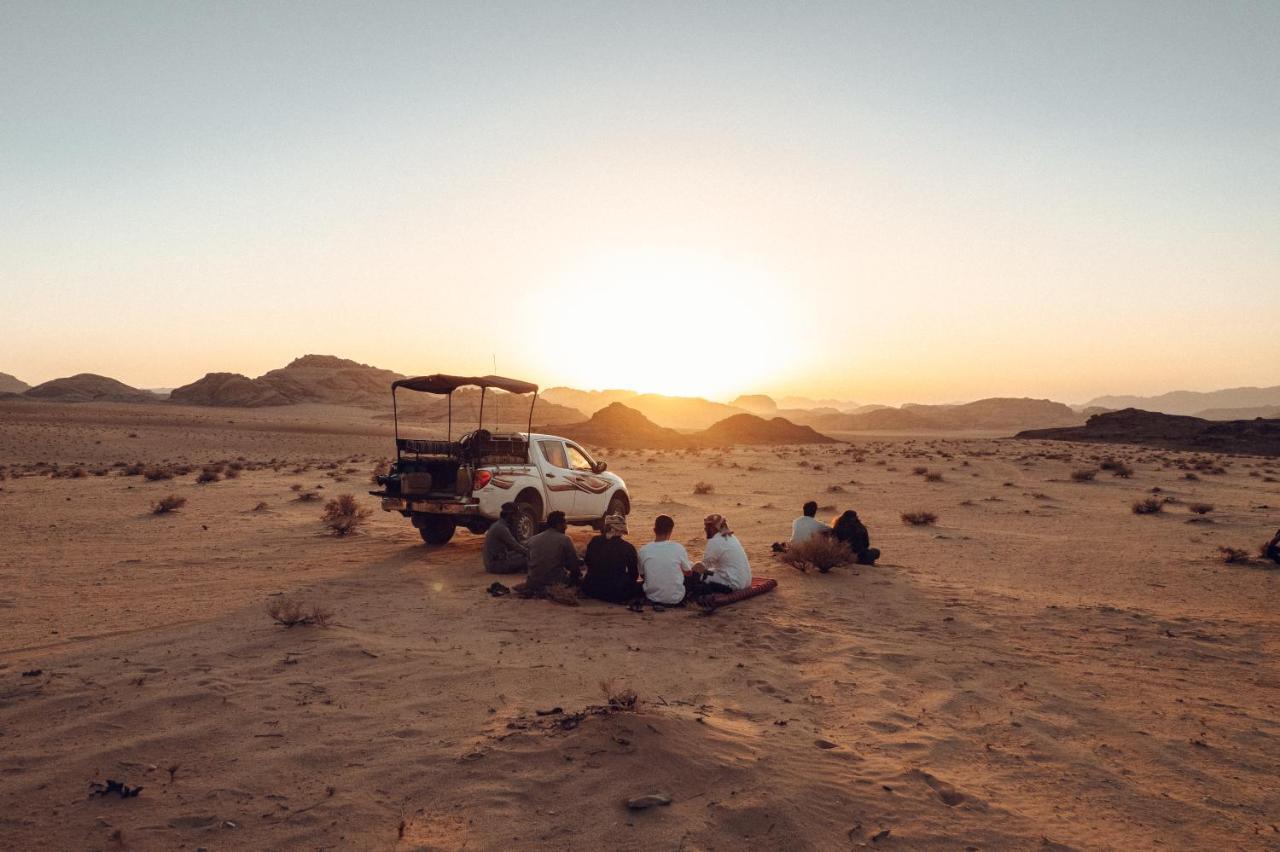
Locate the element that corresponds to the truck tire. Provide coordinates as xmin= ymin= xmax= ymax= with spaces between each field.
xmin=418 ymin=514 xmax=456 ymax=545
xmin=512 ymin=498 xmax=540 ymax=541
xmin=593 ymin=492 xmax=630 ymax=530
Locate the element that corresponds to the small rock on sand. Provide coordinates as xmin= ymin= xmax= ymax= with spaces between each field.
xmin=626 ymin=793 xmax=672 ymax=810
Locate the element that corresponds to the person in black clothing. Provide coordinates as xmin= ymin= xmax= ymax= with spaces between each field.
xmin=581 ymin=514 xmax=641 ymax=603
xmin=833 ymin=509 xmax=880 ymax=565
xmin=1266 ymin=528 xmax=1280 ymax=566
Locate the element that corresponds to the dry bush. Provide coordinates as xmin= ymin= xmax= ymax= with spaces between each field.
xmin=1070 ymin=469 xmax=1098 ymax=482
xmin=1110 ymin=462 xmax=1134 ymax=478
xmin=599 ymin=679 xmax=639 ymax=711
xmin=320 ymin=494 xmax=371 ymax=535
xmin=924 ymin=472 xmax=944 ymax=482
xmin=151 ymin=495 xmax=187 ymax=515
xmin=252 ymin=501 xmax=268 ymax=512
xmin=1218 ymin=547 xmax=1250 ymax=564
xmin=911 ymin=466 xmax=928 ymax=476
xmin=143 ymin=466 xmax=173 ymax=481
xmin=826 ymin=484 xmax=845 ymax=493
xmin=294 ymin=490 xmax=321 ymax=502
xmin=120 ymin=462 xmax=147 ymax=476
xmin=1188 ymin=503 xmax=1214 ymax=515
xmin=370 ymin=459 xmax=391 ymax=484
xmin=692 ymin=481 xmax=714 ymax=495
xmin=901 ymin=510 xmax=938 ymax=526
xmin=1131 ymin=497 xmax=1163 ymax=515
xmin=223 ymin=467 xmax=240 ymax=479
xmin=265 ymin=597 xmax=332 ymax=628
xmin=779 ymin=536 xmax=855 ymax=573
xmin=1183 ymin=472 xmax=1200 ymax=481
xmin=195 ymin=468 xmax=220 ymax=484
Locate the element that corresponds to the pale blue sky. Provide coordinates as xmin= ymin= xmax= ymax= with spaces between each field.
xmin=2 ymin=1 xmax=1277 ymax=403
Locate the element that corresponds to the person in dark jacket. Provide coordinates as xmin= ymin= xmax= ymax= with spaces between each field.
xmin=484 ymin=502 xmax=528 ymax=574
xmin=1267 ymin=528 xmax=1280 ymax=565
xmin=833 ymin=510 xmax=880 ymax=565
xmin=581 ymin=514 xmax=641 ymax=604
xmin=521 ymin=510 xmax=582 ymax=593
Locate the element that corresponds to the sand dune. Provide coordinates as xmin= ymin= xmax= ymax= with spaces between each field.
xmin=1 ymin=402 xmax=1278 ymax=849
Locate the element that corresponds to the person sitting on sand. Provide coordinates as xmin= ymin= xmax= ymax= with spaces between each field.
xmin=790 ymin=500 xmax=831 ymax=546
xmin=832 ymin=509 xmax=880 ymax=565
xmin=582 ymin=514 xmax=641 ymax=604
xmin=484 ymin=502 xmax=528 ymax=574
xmin=1267 ymin=528 xmax=1280 ymax=565
xmin=520 ymin=510 xmax=582 ymax=596
xmin=690 ymin=513 xmax=752 ymax=594
xmin=638 ymin=514 xmax=693 ymax=606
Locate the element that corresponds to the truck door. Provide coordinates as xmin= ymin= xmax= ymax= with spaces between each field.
xmin=536 ymin=439 xmax=579 ymax=517
xmin=563 ymin=442 xmax=611 ymax=519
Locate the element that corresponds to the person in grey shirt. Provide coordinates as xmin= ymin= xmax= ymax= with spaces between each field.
xmin=522 ymin=511 xmax=581 ymax=593
xmin=484 ymin=502 xmax=528 ymax=574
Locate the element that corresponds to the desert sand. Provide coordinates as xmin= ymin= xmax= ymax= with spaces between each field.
xmin=1 ymin=400 xmax=1278 ymax=850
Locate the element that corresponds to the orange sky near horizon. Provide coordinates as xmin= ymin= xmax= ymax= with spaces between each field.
xmin=2 ymin=3 xmax=1277 ymax=406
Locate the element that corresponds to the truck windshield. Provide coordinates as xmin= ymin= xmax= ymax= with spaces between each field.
xmin=565 ymin=444 xmax=595 ymax=471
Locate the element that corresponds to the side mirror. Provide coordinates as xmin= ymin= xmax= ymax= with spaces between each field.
xmin=593 ymin=461 xmax=607 ymax=474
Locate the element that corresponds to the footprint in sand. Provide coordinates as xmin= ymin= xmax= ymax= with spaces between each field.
xmin=915 ymin=770 xmax=966 ymax=806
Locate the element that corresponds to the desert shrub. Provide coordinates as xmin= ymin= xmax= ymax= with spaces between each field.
xmin=1188 ymin=503 xmax=1214 ymax=515
xmin=223 ymin=467 xmax=240 ymax=479
xmin=120 ymin=462 xmax=147 ymax=477
xmin=252 ymin=501 xmax=268 ymax=512
xmin=195 ymin=468 xmax=220 ymax=484
xmin=912 ymin=466 xmax=928 ymax=476
xmin=1131 ymin=497 xmax=1163 ymax=515
xmin=924 ymin=472 xmax=944 ymax=482
xmin=599 ymin=679 xmax=639 ymax=711
xmin=151 ymin=495 xmax=187 ymax=515
xmin=901 ymin=510 xmax=938 ymax=526
xmin=295 ymin=490 xmax=321 ymax=502
xmin=266 ymin=597 xmax=332 ymax=628
xmin=370 ymin=460 xmax=391 ymax=484
xmin=1110 ymin=462 xmax=1134 ymax=478
xmin=1071 ymin=469 xmax=1098 ymax=482
xmin=1184 ymin=472 xmax=1200 ymax=481
xmin=826 ymin=484 xmax=845 ymax=493
xmin=320 ymin=494 xmax=371 ymax=535
xmin=779 ymin=536 xmax=855 ymax=573
xmin=143 ymin=467 xmax=173 ymax=481
xmin=693 ymin=481 xmax=714 ymax=495
xmin=1218 ymin=547 xmax=1250 ymax=564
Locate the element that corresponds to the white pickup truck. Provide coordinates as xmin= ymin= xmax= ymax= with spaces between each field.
xmin=370 ymin=374 xmax=630 ymax=544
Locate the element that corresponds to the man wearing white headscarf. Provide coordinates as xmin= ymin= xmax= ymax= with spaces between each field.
xmin=691 ymin=513 xmax=752 ymax=593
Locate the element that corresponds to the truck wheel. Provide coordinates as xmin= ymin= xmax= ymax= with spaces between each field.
xmin=418 ymin=514 xmax=455 ymax=545
xmin=605 ymin=493 xmax=629 ymax=518
xmin=512 ymin=499 xmax=540 ymax=541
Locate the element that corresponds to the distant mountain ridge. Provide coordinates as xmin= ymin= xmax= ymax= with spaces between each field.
xmin=1084 ymin=385 xmax=1280 ymax=417
xmin=24 ymin=373 xmax=156 ymax=403
xmin=1018 ymin=408 xmax=1280 ymax=456
xmin=0 ymin=372 xmax=29 ymax=394
xmin=170 ymin=355 xmax=403 ymax=407
xmin=549 ymin=403 xmax=837 ymax=449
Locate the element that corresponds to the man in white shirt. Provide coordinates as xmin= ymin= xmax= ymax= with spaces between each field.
xmin=790 ymin=501 xmax=830 ymax=546
xmin=693 ymin=513 xmax=751 ymax=593
xmin=637 ymin=514 xmax=693 ymax=605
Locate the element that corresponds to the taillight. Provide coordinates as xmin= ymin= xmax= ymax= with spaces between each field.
xmin=473 ymin=470 xmax=493 ymax=490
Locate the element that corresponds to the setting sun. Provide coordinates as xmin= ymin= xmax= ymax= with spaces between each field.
xmin=524 ymin=246 xmax=807 ymax=399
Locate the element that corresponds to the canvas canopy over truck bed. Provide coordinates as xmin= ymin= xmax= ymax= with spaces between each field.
xmin=391 ymin=373 xmax=540 ymax=446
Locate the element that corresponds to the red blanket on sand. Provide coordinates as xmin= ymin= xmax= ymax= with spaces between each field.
xmin=694 ymin=577 xmax=778 ymax=609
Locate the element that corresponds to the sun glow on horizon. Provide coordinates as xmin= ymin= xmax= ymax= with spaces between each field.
xmin=520 ymin=246 xmax=808 ymax=400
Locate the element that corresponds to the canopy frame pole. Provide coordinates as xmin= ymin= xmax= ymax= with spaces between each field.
xmin=478 ymin=387 xmax=487 ymax=433
xmin=527 ymin=391 xmax=537 ymax=438
xmin=392 ymin=387 xmax=400 ymax=461
xmin=447 ymin=392 xmax=453 ymax=443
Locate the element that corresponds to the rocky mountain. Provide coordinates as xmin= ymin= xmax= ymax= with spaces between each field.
xmin=1084 ymin=385 xmax=1280 ymax=417
xmin=1017 ymin=409 xmax=1280 ymax=456
xmin=550 ymin=402 xmax=694 ymax=449
xmin=540 ymin=387 xmax=639 ymax=415
xmin=1195 ymin=405 xmax=1280 ymax=421
xmin=550 ymin=404 xmax=838 ymax=449
xmin=0 ymin=372 xmax=29 ymax=394
xmin=802 ymin=398 xmax=1082 ymax=433
xmin=171 ymin=355 xmax=402 ymax=408
xmin=700 ymin=413 xmax=837 ymax=445
xmin=23 ymin=373 xmax=156 ymax=403
xmin=729 ymin=394 xmax=778 ymax=414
